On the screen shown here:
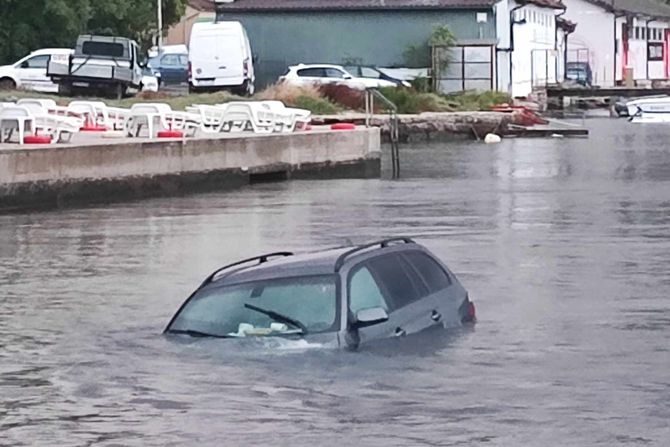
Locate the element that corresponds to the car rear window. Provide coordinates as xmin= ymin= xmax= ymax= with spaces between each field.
xmin=82 ymin=41 xmax=125 ymax=58
xmin=402 ymin=251 xmax=452 ymax=293
xmin=367 ymin=254 xmax=425 ymax=309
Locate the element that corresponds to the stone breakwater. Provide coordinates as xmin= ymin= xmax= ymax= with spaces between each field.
xmin=313 ymin=112 xmax=515 ymax=142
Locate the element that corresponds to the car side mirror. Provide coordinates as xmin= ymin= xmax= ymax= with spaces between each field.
xmin=353 ymin=307 xmax=389 ymax=329
xmin=343 ymin=74 xmax=353 ymax=80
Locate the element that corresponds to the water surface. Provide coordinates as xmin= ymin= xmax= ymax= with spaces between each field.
xmin=1 ymin=119 xmax=669 ymax=446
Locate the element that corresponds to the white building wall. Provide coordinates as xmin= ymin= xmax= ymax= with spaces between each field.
xmin=563 ymin=0 xmax=615 ymax=87
xmin=510 ymin=3 xmax=559 ymax=97
xmin=495 ymin=0 xmax=512 ymax=93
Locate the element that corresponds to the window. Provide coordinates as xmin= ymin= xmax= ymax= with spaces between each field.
xmin=349 ymin=266 xmax=389 ymax=314
xmin=18 ymin=55 xmax=49 ymax=69
xmin=297 ymin=67 xmax=326 ymax=77
xmin=161 ymin=54 xmax=181 ymax=66
xmin=402 ymin=251 xmax=452 ymax=294
xmin=367 ymin=255 xmax=423 ymax=309
xmin=343 ymin=66 xmax=361 ymax=76
xmin=324 ymin=68 xmax=346 ymax=78
xmin=168 ymin=275 xmax=338 ymax=336
xmin=360 ymin=67 xmax=382 ymax=79
xmin=649 ymin=42 xmax=664 ymax=61
xmin=82 ymin=41 xmax=125 ymax=58
xmin=178 ymin=55 xmax=188 ymax=66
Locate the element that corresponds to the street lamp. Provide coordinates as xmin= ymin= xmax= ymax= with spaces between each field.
xmin=157 ymin=0 xmax=163 ymax=50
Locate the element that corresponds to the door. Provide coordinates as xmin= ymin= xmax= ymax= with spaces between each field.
xmin=349 ymin=253 xmax=438 ymax=344
xmin=15 ymin=55 xmax=51 ymax=92
xmin=400 ymin=251 xmax=463 ymax=327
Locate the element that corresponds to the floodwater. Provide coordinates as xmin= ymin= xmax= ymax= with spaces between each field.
xmin=1 ymin=118 xmax=669 ymax=446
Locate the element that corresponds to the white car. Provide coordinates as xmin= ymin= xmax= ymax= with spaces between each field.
xmin=0 ymin=48 xmax=72 ymax=93
xmin=279 ymin=64 xmax=398 ymax=90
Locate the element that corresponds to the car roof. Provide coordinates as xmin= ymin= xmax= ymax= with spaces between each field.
xmin=206 ymin=238 xmax=422 ymax=287
xmin=290 ymin=64 xmax=346 ymax=70
xmin=29 ymin=48 xmax=73 ymax=56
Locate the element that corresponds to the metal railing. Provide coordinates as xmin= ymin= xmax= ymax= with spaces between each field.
xmin=365 ymin=88 xmax=401 ymax=178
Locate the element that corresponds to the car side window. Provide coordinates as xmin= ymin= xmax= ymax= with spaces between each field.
xmin=297 ymin=67 xmax=325 ymax=77
xmin=367 ymin=254 xmax=423 ymax=309
xmin=348 ymin=266 xmax=389 ymax=314
xmin=325 ymin=68 xmax=346 ymax=78
xmin=360 ymin=67 xmax=382 ymax=79
xmin=19 ymin=55 xmax=49 ymax=69
xmin=402 ymin=251 xmax=452 ymax=293
xmin=178 ymin=55 xmax=188 ymax=66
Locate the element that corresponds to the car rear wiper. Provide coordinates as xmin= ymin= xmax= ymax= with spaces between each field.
xmin=168 ymin=329 xmax=231 ymax=339
xmin=244 ymin=303 xmax=308 ymax=334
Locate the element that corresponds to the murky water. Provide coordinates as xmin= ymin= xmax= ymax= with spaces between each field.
xmin=1 ymin=118 xmax=669 ymax=446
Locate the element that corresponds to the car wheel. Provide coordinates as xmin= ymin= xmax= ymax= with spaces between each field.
xmin=0 ymin=78 xmax=16 ymax=90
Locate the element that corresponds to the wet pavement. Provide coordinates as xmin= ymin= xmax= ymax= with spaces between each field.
xmin=1 ymin=118 xmax=669 ymax=446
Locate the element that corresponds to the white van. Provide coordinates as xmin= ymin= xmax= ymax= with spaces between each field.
xmin=188 ymin=21 xmax=255 ymax=95
xmin=0 ymin=48 xmax=72 ymax=92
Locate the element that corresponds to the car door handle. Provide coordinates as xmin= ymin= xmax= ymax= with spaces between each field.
xmin=431 ymin=310 xmax=442 ymax=322
xmin=394 ymin=327 xmax=406 ymax=337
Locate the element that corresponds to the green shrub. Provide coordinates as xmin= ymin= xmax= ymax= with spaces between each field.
xmin=377 ymin=87 xmax=454 ymax=114
xmin=292 ymin=95 xmax=339 ymax=115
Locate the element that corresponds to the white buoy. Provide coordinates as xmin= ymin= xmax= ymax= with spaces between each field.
xmin=484 ymin=133 xmax=502 ymax=144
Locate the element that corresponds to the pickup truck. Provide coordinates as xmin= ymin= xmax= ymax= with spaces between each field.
xmin=48 ymin=35 xmax=146 ymax=98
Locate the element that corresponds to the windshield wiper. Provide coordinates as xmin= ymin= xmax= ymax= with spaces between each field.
xmin=244 ymin=303 xmax=308 ymax=334
xmin=168 ymin=329 xmax=231 ymax=339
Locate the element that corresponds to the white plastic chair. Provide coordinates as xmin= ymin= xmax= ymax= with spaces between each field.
xmin=185 ymin=104 xmax=228 ymax=133
xmin=17 ymin=98 xmax=57 ymax=110
xmin=18 ymin=103 xmax=80 ymax=143
xmin=0 ymin=106 xmax=35 ymax=145
xmin=221 ymin=102 xmax=274 ymax=134
xmin=125 ymin=103 xmax=200 ymax=138
xmin=261 ymin=101 xmax=311 ymax=132
xmin=69 ymin=101 xmax=110 ymax=128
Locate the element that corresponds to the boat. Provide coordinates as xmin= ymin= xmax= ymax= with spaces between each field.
xmin=626 ymin=96 xmax=670 ymax=123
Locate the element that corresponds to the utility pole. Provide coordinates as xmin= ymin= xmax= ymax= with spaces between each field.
xmin=157 ymin=0 xmax=163 ymax=50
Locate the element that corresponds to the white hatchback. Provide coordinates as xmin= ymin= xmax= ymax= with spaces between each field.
xmin=280 ymin=64 xmax=398 ymax=90
xmin=0 ymin=48 xmax=72 ymax=93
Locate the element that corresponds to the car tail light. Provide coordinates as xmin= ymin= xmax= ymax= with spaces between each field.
xmin=188 ymin=62 xmax=192 ymax=81
xmin=243 ymin=59 xmax=249 ymax=77
xmin=460 ymin=294 xmax=476 ymax=323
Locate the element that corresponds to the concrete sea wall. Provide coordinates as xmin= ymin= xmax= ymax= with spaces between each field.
xmin=0 ymin=128 xmax=381 ymax=212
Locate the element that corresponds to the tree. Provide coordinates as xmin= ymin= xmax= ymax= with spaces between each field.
xmin=0 ymin=0 xmax=187 ymax=63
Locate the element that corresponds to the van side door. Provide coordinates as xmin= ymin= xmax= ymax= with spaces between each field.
xmin=15 ymin=55 xmax=50 ymax=91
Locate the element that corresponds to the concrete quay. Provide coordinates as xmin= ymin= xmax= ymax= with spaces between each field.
xmin=0 ymin=127 xmax=381 ymax=212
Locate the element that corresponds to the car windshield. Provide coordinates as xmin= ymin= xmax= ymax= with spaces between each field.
xmin=167 ymin=275 xmax=338 ymax=338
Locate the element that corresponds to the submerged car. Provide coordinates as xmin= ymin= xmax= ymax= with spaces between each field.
xmin=164 ymin=237 xmax=475 ymax=350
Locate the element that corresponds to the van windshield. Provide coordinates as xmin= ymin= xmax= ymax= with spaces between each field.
xmin=167 ymin=275 xmax=338 ymax=338
xmin=82 ymin=41 xmax=125 ymax=58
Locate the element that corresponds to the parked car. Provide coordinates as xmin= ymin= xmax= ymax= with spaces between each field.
xmin=164 ymin=237 xmax=475 ymax=350
xmin=565 ymin=62 xmax=593 ymax=87
xmin=0 ymin=48 xmax=72 ymax=92
xmin=147 ymin=47 xmax=189 ymax=84
xmin=280 ymin=64 xmax=399 ymax=90
xmin=343 ymin=65 xmax=412 ymax=87
xmin=48 ymin=35 xmax=145 ymax=98
xmin=189 ymin=21 xmax=255 ymax=95
xmin=140 ymin=66 xmax=160 ymax=93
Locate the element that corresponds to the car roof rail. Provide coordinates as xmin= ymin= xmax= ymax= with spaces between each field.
xmin=203 ymin=252 xmax=294 ymax=285
xmin=334 ymin=237 xmax=415 ymax=272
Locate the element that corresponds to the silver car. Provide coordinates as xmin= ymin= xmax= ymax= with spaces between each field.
xmin=165 ymin=238 xmax=476 ymax=350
